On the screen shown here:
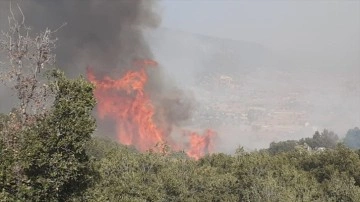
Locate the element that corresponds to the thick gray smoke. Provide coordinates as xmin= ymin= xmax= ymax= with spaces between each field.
xmin=15 ymin=0 xmax=160 ymax=74
xmin=0 ymin=0 xmax=195 ymax=137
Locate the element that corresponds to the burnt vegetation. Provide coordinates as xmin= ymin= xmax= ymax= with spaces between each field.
xmin=1 ymin=3 xmax=360 ymax=202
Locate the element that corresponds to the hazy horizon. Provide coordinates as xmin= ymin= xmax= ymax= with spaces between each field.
xmin=150 ymin=0 xmax=360 ymax=152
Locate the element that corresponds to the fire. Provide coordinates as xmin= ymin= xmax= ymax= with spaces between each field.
xmin=185 ymin=129 xmax=216 ymax=160
xmin=87 ymin=59 xmax=216 ymax=159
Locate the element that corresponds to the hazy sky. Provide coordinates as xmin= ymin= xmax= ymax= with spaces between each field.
xmin=160 ymin=0 xmax=360 ymax=67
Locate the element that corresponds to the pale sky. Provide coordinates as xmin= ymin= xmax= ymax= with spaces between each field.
xmin=159 ymin=0 xmax=360 ymax=67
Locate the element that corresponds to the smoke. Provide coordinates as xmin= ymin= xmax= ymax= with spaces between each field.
xmin=0 ymin=0 xmax=195 ymax=138
xmin=11 ymin=0 xmax=159 ymax=73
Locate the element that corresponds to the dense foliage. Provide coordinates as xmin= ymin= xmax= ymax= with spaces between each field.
xmin=344 ymin=127 xmax=360 ymax=149
xmin=79 ymin=138 xmax=360 ymax=202
xmin=268 ymin=129 xmax=340 ymax=155
xmin=0 ymin=71 xmax=96 ymax=201
xmin=0 ymin=7 xmax=96 ymax=201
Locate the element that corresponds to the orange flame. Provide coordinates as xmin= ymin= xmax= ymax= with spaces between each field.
xmin=184 ymin=129 xmax=216 ymax=160
xmin=87 ymin=59 xmax=216 ymax=159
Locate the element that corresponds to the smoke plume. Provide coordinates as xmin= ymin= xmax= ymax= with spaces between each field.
xmin=0 ymin=0 xmax=195 ymax=139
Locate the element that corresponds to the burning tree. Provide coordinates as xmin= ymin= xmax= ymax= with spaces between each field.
xmin=87 ymin=60 xmax=217 ymax=160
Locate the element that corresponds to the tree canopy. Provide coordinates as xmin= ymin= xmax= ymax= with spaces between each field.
xmin=344 ymin=127 xmax=360 ymax=149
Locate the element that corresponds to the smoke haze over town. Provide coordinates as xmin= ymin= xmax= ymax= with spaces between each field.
xmin=0 ymin=0 xmax=359 ymax=153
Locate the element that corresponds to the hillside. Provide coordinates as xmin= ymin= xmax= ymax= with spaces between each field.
xmin=148 ymin=28 xmax=360 ymax=151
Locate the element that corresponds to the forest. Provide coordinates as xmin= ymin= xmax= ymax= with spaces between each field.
xmin=1 ymin=4 xmax=360 ymax=202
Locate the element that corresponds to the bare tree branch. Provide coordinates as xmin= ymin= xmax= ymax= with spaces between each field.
xmin=0 ymin=3 xmax=60 ymax=124
xmin=16 ymin=3 xmax=25 ymax=25
xmin=53 ymin=22 xmax=67 ymax=33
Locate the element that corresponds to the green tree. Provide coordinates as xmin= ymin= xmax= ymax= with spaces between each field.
xmin=232 ymin=150 xmax=321 ymax=202
xmin=344 ymin=127 xmax=360 ymax=149
xmin=0 ymin=6 xmax=96 ymax=201
xmin=297 ymin=144 xmax=360 ymax=186
xmin=268 ymin=140 xmax=298 ymax=155
xmin=300 ymin=129 xmax=339 ymax=149
xmin=322 ymin=172 xmax=360 ymax=201
xmin=85 ymin=139 xmax=166 ymax=201
xmin=0 ymin=71 xmax=96 ymax=201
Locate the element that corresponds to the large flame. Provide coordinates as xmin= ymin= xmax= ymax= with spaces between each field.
xmin=87 ymin=59 xmax=216 ymax=159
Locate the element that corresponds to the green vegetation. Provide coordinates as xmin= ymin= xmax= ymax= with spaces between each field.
xmin=78 ymin=138 xmax=360 ymax=202
xmin=344 ymin=127 xmax=360 ymax=149
xmin=0 ymin=71 xmax=96 ymax=201
xmin=268 ymin=129 xmax=340 ymax=155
